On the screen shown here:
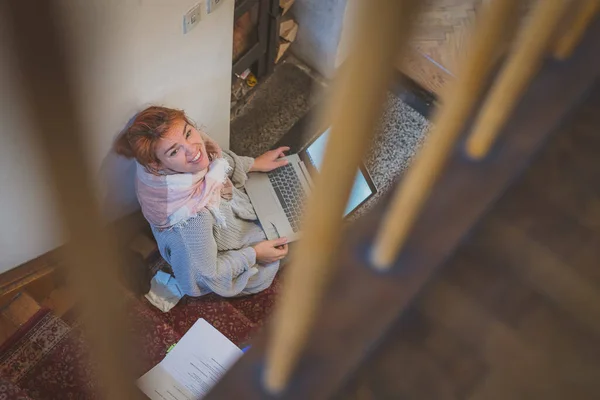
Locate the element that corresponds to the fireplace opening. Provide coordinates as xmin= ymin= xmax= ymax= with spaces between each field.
xmin=231 ymin=0 xmax=298 ymax=108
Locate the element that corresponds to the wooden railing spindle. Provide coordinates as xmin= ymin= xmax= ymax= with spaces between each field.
xmin=554 ymin=0 xmax=600 ymax=59
xmin=465 ymin=0 xmax=569 ymax=160
xmin=6 ymin=1 xmax=138 ymax=398
xmin=263 ymin=0 xmax=421 ymax=394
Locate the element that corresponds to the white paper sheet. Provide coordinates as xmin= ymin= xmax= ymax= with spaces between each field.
xmin=137 ymin=319 xmax=243 ymax=400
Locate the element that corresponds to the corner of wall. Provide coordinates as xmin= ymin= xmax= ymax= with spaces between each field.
xmin=290 ymin=0 xmax=350 ymax=79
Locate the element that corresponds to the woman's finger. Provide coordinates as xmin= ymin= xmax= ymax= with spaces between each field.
xmin=278 ymin=245 xmax=289 ymax=256
xmin=272 ymin=237 xmax=288 ymax=246
xmin=275 ymin=147 xmax=290 ymax=158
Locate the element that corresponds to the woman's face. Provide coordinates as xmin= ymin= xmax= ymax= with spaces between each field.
xmin=154 ymin=119 xmax=210 ymax=174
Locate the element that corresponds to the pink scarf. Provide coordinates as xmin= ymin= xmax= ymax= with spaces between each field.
xmin=136 ymin=158 xmax=233 ymax=229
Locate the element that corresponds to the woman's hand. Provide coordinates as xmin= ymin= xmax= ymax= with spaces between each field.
xmin=253 ymin=238 xmax=289 ymax=263
xmin=249 ymin=147 xmax=290 ymax=172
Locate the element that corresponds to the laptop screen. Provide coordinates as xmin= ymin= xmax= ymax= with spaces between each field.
xmin=305 ymin=128 xmax=375 ymax=215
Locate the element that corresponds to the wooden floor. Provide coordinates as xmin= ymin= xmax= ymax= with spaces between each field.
xmin=337 ymin=85 xmax=600 ymax=398
xmin=399 ymin=49 xmax=453 ymax=96
xmin=398 ymin=0 xmax=482 ymax=95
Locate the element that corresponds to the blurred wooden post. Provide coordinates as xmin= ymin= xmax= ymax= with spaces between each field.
xmin=263 ymin=0 xmax=420 ymax=394
xmin=6 ymin=1 xmax=139 ymax=398
xmin=371 ymin=0 xmax=521 ymax=269
xmin=465 ymin=0 xmax=569 ymax=159
xmin=554 ymin=0 xmax=600 ymax=59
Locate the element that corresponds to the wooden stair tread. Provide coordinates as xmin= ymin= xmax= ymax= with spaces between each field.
xmin=1 ymin=292 xmax=41 ymax=326
xmin=41 ymin=286 xmax=77 ymax=318
xmin=0 ymin=292 xmax=41 ymax=343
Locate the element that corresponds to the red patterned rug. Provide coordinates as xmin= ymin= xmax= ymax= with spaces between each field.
xmin=0 ymin=376 xmax=33 ymax=399
xmin=0 ymin=273 xmax=283 ymax=399
xmin=0 ymin=309 xmax=96 ymax=399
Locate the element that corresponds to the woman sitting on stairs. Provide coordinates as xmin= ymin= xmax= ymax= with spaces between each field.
xmin=115 ymin=106 xmax=289 ymax=297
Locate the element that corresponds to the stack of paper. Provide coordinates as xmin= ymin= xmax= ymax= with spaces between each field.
xmin=137 ymin=319 xmax=243 ymax=400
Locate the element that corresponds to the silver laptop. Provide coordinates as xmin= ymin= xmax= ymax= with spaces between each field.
xmin=245 ymin=127 xmax=377 ymax=242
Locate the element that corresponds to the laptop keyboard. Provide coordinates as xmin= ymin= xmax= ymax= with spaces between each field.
xmin=267 ymin=164 xmax=307 ymax=232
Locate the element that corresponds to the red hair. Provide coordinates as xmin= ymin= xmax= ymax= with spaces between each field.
xmin=114 ymin=106 xmax=193 ymax=171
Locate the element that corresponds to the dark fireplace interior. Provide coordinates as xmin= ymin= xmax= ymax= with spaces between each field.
xmin=232 ymin=0 xmax=279 ymax=80
xmin=231 ymin=0 xmax=297 ymax=108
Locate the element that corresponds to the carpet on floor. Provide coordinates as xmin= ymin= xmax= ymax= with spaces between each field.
xmin=0 ymin=376 xmax=33 ymax=399
xmin=0 ymin=309 xmax=97 ymax=399
xmin=0 ymin=274 xmax=283 ymax=399
xmin=230 ymin=60 xmax=321 ymax=158
xmin=351 ymin=92 xmax=430 ymax=219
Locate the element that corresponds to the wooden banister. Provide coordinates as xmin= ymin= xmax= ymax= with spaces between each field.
xmin=6 ymin=1 xmax=139 ymax=398
xmin=207 ymin=12 xmax=600 ymax=400
xmin=554 ymin=0 xmax=600 ymax=59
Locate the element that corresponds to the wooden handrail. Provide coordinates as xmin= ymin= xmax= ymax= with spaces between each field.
xmin=371 ymin=0 xmax=521 ymax=269
xmin=465 ymin=0 xmax=569 ymax=159
xmin=262 ymin=0 xmax=421 ymax=393
xmin=554 ymin=0 xmax=600 ymax=59
xmin=207 ymin=17 xmax=600 ymax=399
xmin=6 ymin=1 xmax=139 ymax=398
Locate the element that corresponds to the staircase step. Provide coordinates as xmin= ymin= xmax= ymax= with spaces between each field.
xmin=41 ymin=286 xmax=76 ymax=318
xmin=1 ymin=292 xmax=41 ymax=326
xmin=0 ymin=292 xmax=41 ymax=344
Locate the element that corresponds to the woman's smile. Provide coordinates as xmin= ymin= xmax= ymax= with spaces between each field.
xmin=189 ymin=149 xmax=203 ymax=163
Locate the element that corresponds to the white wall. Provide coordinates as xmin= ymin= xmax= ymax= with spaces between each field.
xmin=290 ymin=0 xmax=348 ymax=78
xmin=335 ymin=0 xmax=357 ymax=68
xmin=0 ymin=0 xmax=234 ymax=273
xmin=290 ymin=0 xmax=359 ymax=78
